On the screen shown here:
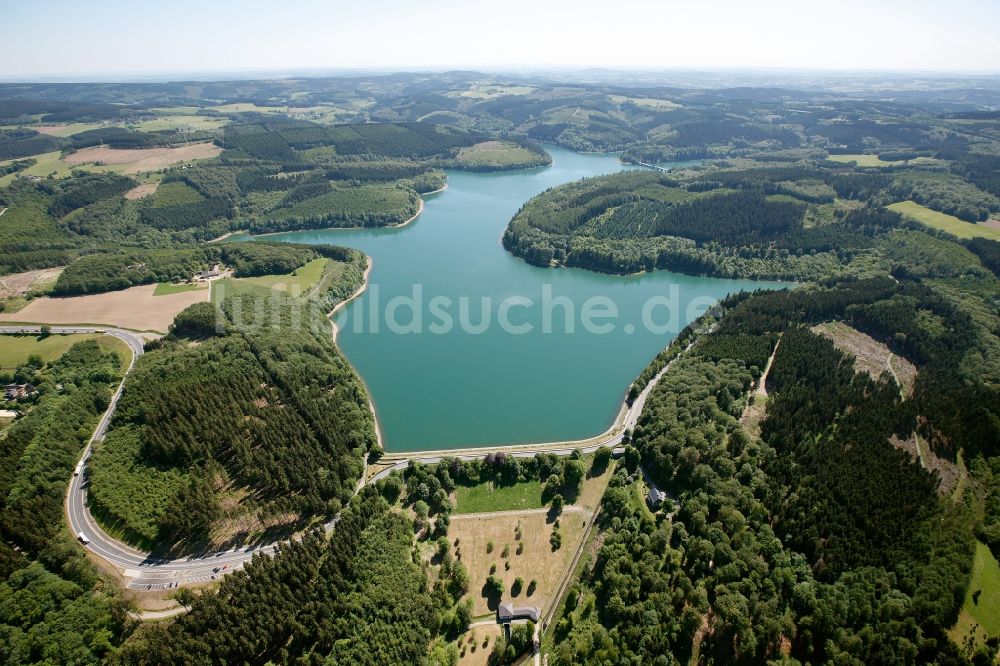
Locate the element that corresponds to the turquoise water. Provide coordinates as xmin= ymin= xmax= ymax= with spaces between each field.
xmin=260 ymin=147 xmax=781 ymax=452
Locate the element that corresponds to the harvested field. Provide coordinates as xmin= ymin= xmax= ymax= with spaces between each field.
xmin=0 ymin=266 xmax=64 ymax=298
xmin=62 ymin=142 xmax=221 ymax=174
xmin=813 ymin=321 xmax=917 ymax=394
xmin=34 ymin=123 xmax=104 ymax=137
xmin=0 ymin=283 xmax=208 ymax=332
xmin=124 ymin=182 xmax=159 ymax=200
xmin=449 ymin=508 xmax=588 ymax=616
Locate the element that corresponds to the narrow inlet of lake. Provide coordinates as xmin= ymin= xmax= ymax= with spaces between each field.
xmin=259 ymin=146 xmax=783 ymax=452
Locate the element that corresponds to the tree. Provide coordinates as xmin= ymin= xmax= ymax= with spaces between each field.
xmin=624 ymin=445 xmax=641 ymax=473
xmin=512 ymin=577 xmax=524 ymax=596
xmin=381 ymin=475 xmax=403 ymax=503
xmin=437 ymin=536 xmax=451 ymax=558
xmin=562 ymin=459 xmax=586 ymax=496
xmin=451 ymin=562 xmax=470 ymax=597
xmin=551 ymin=494 xmax=564 ymax=514
xmin=544 ymin=473 xmax=562 ymax=499
xmin=175 ymin=587 xmax=196 ymax=609
xmin=414 ymin=500 xmax=429 ymax=519
xmin=486 ymin=575 xmax=505 ymax=597
xmin=435 ymin=513 xmax=450 ymax=537
xmin=455 ymin=599 xmax=472 ymax=634
xmin=593 ymin=446 xmax=612 ymax=473
xmin=510 ymin=621 xmax=535 ymax=655
xmin=550 ymin=529 xmax=562 ymax=551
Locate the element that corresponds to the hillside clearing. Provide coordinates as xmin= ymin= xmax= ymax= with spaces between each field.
xmin=124 ymin=182 xmax=159 ymax=200
xmin=0 ymin=266 xmax=64 ymax=298
xmin=889 ymin=201 xmax=1000 ymax=241
xmin=813 ymin=321 xmax=917 ymax=395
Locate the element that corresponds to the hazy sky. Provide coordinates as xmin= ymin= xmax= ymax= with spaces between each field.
xmin=4 ymin=0 xmax=999 ymax=79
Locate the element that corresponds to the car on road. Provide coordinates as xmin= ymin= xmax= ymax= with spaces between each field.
xmin=77 ymin=531 xmax=89 ymax=544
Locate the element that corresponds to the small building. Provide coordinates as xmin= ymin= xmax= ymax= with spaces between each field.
xmin=195 ymin=264 xmax=222 ymax=281
xmin=4 ymin=383 xmax=36 ymax=401
xmin=497 ymin=601 xmax=541 ymax=623
xmin=0 ymin=409 xmax=18 ymax=419
xmin=647 ymin=485 xmax=667 ymax=510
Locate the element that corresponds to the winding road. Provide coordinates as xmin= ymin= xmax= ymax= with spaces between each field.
xmin=1 ymin=318 xmax=701 ymax=595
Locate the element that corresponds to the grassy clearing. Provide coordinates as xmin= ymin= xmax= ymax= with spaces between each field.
xmin=211 ymin=258 xmax=344 ymax=303
xmin=0 ymin=151 xmax=75 ymax=186
xmin=449 ymin=510 xmax=587 ymax=616
xmin=210 ymin=278 xmax=278 ymax=305
xmin=827 ymin=153 xmax=904 ymax=167
xmin=0 ymin=333 xmax=130 ymax=371
xmin=453 ymin=141 xmax=547 ymax=169
xmin=889 ymin=201 xmax=1000 ymax=241
xmin=454 ymin=623 xmax=504 ymax=666
xmin=453 ymin=480 xmax=544 ymax=514
xmin=609 ymin=95 xmax=681 ymax=110
xmin=0 ymin=333 xmax=99 ymax=370
xmin=949 ymin=541 xmax=1000 ymax=652
xmin=131 ymin=116 xmax=228 ymax=132
xmin=207 ymin=103 xmax=289 ymax=114
xmin=238 ymin=258 xmax=332 ymax=295
xmin=455 ymin=85 xmax=535 ymax=99
xmin=153 ymin=282 xmax=205 ymax=296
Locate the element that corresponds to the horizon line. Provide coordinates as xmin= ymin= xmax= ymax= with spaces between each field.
xmin=3 ymin=64 xmax=1000 ymax=85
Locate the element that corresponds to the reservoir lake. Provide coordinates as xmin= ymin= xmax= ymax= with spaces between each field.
xmin=258 ymin=146 xmax=783 ymax=452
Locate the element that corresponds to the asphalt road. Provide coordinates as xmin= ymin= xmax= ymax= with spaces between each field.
xmin=2 ymin=323 xmax=696 ymax=591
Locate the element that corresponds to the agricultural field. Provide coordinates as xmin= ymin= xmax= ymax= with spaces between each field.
xmin=889 ymin=200 xmax=1000 ymax=240
xmin=62 ymin=142 xmax=222 ymax=174
xmin=34 ymin=122 xmax=107 ymax=137
xmin=0 ymin=282 xmax=209 ymax=332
